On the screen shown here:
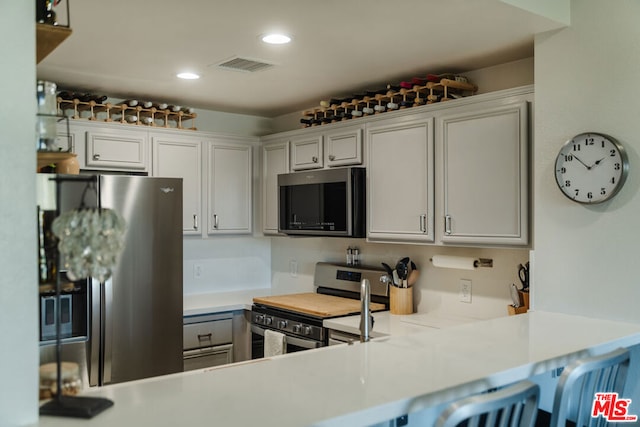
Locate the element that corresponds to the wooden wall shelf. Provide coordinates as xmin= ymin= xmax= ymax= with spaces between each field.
xmin=36 ymin=23 xmax=72 ymax=64
xmin=37 ymin=152 xmax=76 ymax=170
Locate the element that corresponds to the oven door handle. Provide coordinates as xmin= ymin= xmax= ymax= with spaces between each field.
xmin=251 ymin=325 xmax=321 ymax=350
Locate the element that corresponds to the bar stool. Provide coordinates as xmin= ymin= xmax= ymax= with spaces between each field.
xmin=546 ymin=347 xmax=631 ymax=427
xmin=435 ymin=380 xmax=540 ymax=427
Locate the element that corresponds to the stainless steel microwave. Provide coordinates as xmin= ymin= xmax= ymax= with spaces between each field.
xmin=278 ymin=167 xmax=366 ymax=237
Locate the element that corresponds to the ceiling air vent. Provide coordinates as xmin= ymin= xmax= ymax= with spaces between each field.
xmin=216 ymin=57 xmax=274 ymax=73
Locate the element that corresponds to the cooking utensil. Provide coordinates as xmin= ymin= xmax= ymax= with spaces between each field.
xmin=392 ymin=269 xmax=400 ymax=287
xmin=518 ymin=262 xmax=529 ymax=290
xmin=407 ymin=268 xmax=420 ymax=287
xmin=510 ymin=283 xmax=521 ymax=307
xmin=381 ymin=262 xmax=393 ymax=276
xmin=395 ymin=262 xmax=408 ymax=288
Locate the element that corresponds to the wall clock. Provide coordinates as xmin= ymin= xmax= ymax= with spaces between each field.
xmin=554 ymin=132 xmax=629 ymax=204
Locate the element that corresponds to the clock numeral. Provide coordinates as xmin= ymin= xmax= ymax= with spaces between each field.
xmin=564 ymin=155 xmax=574 ymax=162
xmin=615 ymin=163 xmax=621 ymax=170
xmin=573 ymin=144 xmax=581 ymax=151
xmin=574 ymin=189 xmax=579 ymax=196
xmin=611 ymin=177 xmax=616 ymax=184
xmin=585 ymin=137 xmax=594 ymax=146
xmin=565 ymin=180 xmax=571 ymax=188
xmin=610 ymin=149 xmax=616 ymax=157
xmin=601 ymin=188 xmax=607 ymax=196
xmin=560 ymin=167 xmax=567 ymax=174
xmin=587 ymin=192 xmax=593 ymax=200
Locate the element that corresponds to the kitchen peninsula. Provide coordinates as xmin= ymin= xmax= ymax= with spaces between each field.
xmin=37 ymin=311 xmax=640 ymax=427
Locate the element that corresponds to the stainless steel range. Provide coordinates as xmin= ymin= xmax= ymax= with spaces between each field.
xmin=250 ymin=262 xmax=389 ymax=358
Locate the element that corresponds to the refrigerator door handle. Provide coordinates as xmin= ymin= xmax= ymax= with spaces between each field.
xmin=88 ymin=278 xmax=101 ymax=387
xmin=103 ymin=277 xmax=114 ymax=384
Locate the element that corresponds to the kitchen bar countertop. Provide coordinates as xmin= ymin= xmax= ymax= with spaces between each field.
xmin=36 ymin=311 xmax=640 ymax=427
xmin=183 ymin=288 xmax=271 ymax=316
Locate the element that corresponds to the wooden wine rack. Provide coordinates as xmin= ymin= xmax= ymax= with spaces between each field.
xmin=301 ymin=77 xmax=477 ymax=127
xmin=57 ymin=98 xmax=197 ymax=131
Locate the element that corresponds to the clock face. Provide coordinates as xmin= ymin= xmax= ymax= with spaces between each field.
xmin=554 ymin=133 xmax=628 ymax=204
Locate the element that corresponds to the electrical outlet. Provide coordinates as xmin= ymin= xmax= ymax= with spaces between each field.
xmin=289 ymin=260 xmax=298 ymax=277
xmin=193 ymin=263 xmax=203 ymax=279
xmin=459 ymin=279 xmax=472 ymax=303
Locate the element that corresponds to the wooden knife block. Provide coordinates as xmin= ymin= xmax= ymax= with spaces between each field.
xmin=390 ymin=286 xmax=414 ymax=315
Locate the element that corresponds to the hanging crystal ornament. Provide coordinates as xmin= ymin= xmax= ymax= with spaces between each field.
xmin=51 ymin=180 xmax=126 ymax=282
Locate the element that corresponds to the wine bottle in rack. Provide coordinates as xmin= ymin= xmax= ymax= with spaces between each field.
xmin=155 ymin=102 xmax=169 ymax=110
xmin=167 ymin=105 xmax=181 ymax=113
xmin=181 ymin=107 xmax=195 ymax=114
xmin=300 ymin=117 xmax=313 ymax=127
xmin=122 ymin=99 xmax=139 ymax=107
xmin=57 ymin=91 xmax=74 ymax=101
xmin=91 ymin=95 xmax=108 ymax=104
xmin=140 ymin=101 xmax=153 ymax=109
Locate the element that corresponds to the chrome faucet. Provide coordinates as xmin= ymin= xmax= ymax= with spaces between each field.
xmin=359 ymin=278 xmax=373 ymax=342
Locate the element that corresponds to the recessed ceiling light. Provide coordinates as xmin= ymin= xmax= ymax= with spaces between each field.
xmin=261 ymin=33 xmax=292 ymax=45
xmin=176 ymin=72 xmax=200 ymax=80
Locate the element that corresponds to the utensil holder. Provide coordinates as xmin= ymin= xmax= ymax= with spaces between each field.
xmin=507 ymin=305 xmax=528 ymax=316
xmin=390 ymin=286 xmax=413 ymax=315
xmin=518 ymin=290 xmax=530 ymax=309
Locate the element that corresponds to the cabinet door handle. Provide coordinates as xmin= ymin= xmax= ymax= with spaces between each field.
xmin=93 ymin=153 xmax=101 ymax=161
xmin=445 ymin=215 xmax=452 ymax=235
xmin=193 ymin=214 xmax=198 ymax=230
xmin=213 ymin=214 xmax=219 ymax=229
xmin=328 ymin=154 xmax=335 ymax=161
xmin=312 ymin=156 xmax=318 ymax=163
xmin=419 ymin=214 xmax=427 ymax=233
xmin=197 ymin=333 xmax=212 ymax=342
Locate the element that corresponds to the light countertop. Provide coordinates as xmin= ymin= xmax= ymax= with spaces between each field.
xmin=183 ymin=288 xmax=271 ymax=316
xmin=36 ymin=311 xmax=640 ymax=427
xmin=323 ymin=311 xmax=482 ymax=338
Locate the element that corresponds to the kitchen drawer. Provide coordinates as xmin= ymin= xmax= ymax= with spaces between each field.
xmin=183 ymin=319 xmax=232 ymax=350
xmin=183 ymin=344 xmax=233 ymax=371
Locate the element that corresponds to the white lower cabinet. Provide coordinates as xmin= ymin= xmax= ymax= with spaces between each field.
xmin=366 ymin=114 xmax=435 ymax=243
xmin=183 ymin=315 xmax=233 ymax=371
xmin=207 ymin=142 xmax=252 ymax=234
xmin=262 ymin=141 xmax=289 ymax=235
xmin=438 ymin=98 xmax=529 ymax=245
xmin=151 ymin=134 xmax=202 ymax=234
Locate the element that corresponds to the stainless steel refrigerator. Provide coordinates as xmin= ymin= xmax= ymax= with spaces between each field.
xmin=38 ymin=174 xmax=183 ymax=387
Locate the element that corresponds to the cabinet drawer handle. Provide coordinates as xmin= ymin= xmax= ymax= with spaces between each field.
xmin=213 ymin=214 xmax=219 ymax=229
xmin=193 ymin=214 xmax=198 ymax=230
xmin=328 ymin=154 xmax=335 ymax=161
xmin=93 ymin=154 xmax=101 ymax=161
xmin=420 ymin=214 xmax=427 ymax=233
xmin=197 ymin=333 xmax=212 ymax=342
xmin=445 ymin=215 xmax=452 ymax=235
xmin=312 ymin=156 xmax=318 ymax=163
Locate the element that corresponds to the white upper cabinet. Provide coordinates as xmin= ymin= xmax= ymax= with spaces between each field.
xmin=324 ymin=125 xmax=362 ymax=167
xmin=152 ymin=134 xmax=202 ymax=234
xmin=366 ymin=114 xmax=435 ymax=243
xmin=85 ymin=127 xmax=149 ymax=172
xmin=262 ymin=141 xmax=289 ymax=235
xmin=438 ymin=99 xmax=529 ymax=245
xmin=207 ymin=142 xmax=252 ymax=234
xmin=290 ymin=133 xmax=323 ymax=170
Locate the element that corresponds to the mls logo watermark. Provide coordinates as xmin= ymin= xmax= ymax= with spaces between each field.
xmin=591 ymin=392 xmax=638 ymax=422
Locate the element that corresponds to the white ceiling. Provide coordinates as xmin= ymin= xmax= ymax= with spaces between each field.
xmin=37 ymin=0 xmax=563 ymax=118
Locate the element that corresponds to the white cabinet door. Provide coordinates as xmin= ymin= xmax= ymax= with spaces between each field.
xmin=208 ymin=143 xmax=252 ymax=234
xmin=85 ymin=128 xmax=148 ymax=171
xmin=439 ymin=100 xmax=529 ymax=245
xmin=152 ymin=135 xmax=202 ymax=234
xmin=262 ymin=141 xmax=289 ymax=235
xmin=291 ymin=133 xmax=323 ymax=170
xmin=325 ymin=126 xmax=363 ymax=167
xmin=367 ymin=115 xmax=435 ymax=243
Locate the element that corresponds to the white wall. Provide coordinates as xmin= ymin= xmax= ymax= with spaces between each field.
xmin=270 ymin=237 xmax=529 ymax=319
xmin=533 ymin=0 xmax=640 ymax=323
xmin=533 ymin=0 xmax=640 ymax=411
xmin=0 ymin=1 xmax=38 ymax=425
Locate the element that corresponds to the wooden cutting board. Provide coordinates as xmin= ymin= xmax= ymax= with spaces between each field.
xmin=253 ymin=293 xmax=386 ymax=318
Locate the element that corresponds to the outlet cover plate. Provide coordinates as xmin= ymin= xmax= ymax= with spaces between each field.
xmin=459 ymin=279 xmax=472 ymax=303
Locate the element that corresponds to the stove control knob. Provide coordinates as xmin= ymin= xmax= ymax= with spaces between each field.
xmin=292 ymin=324 xmax=301 ymax=334
xmin=278 ymin=320 xmax=288 ymax=329
xmin=303 ymin=326 xmax=312 ymax=335
xmin=264 ymin=316 xmax=273 ymax=326
xmin=255 ymin=315 xmax=265 ymax=324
